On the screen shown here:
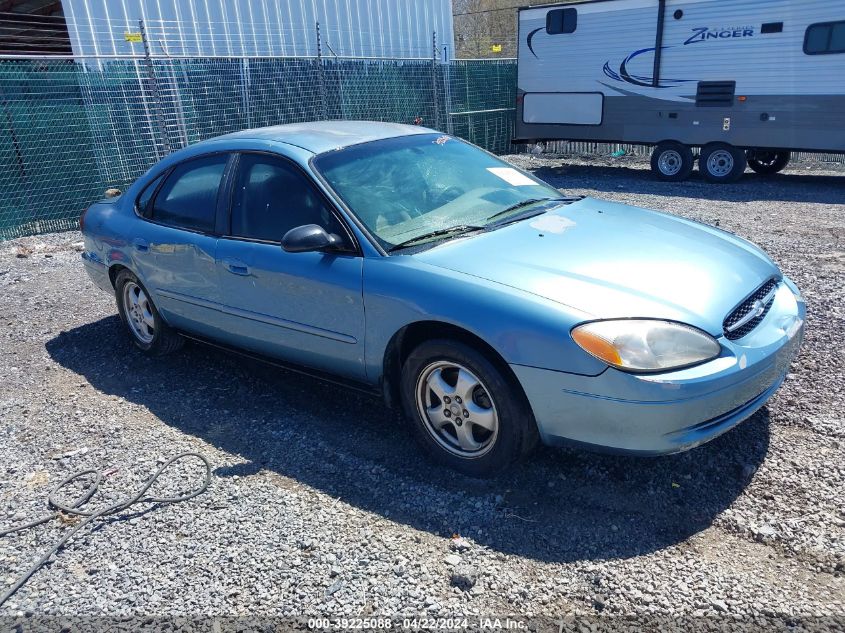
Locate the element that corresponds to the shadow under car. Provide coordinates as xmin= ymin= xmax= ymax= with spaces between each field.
xmin=45 ymin=316 xmax=770 ymax=563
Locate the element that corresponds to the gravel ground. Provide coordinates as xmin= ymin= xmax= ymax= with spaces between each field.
xmin=0 ymin=154 xmax=843 ymax=629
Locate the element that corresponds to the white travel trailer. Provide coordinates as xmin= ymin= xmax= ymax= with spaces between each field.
xmin=514 ymin=0 xmax=845 ymax=182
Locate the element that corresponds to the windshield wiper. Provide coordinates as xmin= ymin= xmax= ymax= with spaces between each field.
xmin=486 ymin=197 xmax=577 ymax=222
xmin=387 ymin=224 xmax=484 ymax=252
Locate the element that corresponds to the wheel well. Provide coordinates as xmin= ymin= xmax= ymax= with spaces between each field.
xmin=655 ymin=139 xmax=685 ymax=147
xmin=381 ymin=320 xmax=527 ymax=411
xmin=653 ymin=141 xmax=696 ymax=155
xmin=108 ymin=263 xmax=128 ymax=289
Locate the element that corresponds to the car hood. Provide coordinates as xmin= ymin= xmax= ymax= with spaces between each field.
xmin=413 ymin=197 xmax=780 ymax=335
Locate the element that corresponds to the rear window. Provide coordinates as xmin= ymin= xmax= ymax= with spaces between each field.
xmin=151 ymin=154 xmax=228 ymax=232
xmin=136 ymin=173 xmax=164 ymax=218
xmin=804 ymin=21 xmax=845 ymax=54
xmin=546 ymin=8 xmax=577 ymax=35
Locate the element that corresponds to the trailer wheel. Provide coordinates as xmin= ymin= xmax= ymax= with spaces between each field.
xmin=746 ymin=150 xmax=791 ymax=175
xmin=699 ymin=143 xmax=747 ymax=183
xmin=650 ymin=142 xmax=694 ymax=181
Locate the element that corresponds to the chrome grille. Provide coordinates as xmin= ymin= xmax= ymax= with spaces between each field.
xmin=723 ymin=278 xmax=779 ymax=341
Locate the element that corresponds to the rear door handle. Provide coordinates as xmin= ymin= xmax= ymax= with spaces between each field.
xmin=132 ymin=238 xmax=149 ymax=252
xmin=223 ymin=258 xmax=249 ymax=276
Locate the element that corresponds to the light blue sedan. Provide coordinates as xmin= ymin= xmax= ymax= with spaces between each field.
xmin=81 ymin=122 xmax=805 ymax=476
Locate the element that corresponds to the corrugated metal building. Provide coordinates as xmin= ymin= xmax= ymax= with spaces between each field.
xmin=61 ymin=0 xmax=455 ymax=59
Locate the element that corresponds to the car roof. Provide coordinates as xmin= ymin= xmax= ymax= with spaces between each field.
xmin=214 ymin=120 xmax=435 ymax=154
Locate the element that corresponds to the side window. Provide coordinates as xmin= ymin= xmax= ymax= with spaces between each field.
xmin=804 ymin=21 xmax=845 ymax=55
xmin=546 ymin=8 xmax=577 ymax=35
xmin=136 ymin=173 xmax=164 ymax=218
xmin=151 ymin=154 xmax=228 ymax=232
xmin=230 ymin=154 xmax=344 ymax=243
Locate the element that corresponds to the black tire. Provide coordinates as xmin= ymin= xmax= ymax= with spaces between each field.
xmin=746 ymin=150 xmax=790 ymax=175
xmin=114 ymin=269 xmax=183 ymax=355
xmin=399 ymin=339 xmax=538 ymax=477
xmin=699 ymin=142 xmax=747 ymax=183
xmin=650 ymin=141 xmax=694 ymax=181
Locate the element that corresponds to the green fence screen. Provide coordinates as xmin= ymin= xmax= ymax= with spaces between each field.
xmin=0 ymin=56 xmax=516 ymax=240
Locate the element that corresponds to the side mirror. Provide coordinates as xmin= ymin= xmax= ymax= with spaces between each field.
xmin=281 ymin=224 xmax=340 ymax=253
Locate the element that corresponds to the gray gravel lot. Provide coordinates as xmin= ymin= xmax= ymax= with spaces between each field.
xmin=1 ymin=154 xmax=843 ymax=628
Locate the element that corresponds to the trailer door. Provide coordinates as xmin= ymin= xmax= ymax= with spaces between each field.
xmin=516 ymin=0 xmax=667 ymax=139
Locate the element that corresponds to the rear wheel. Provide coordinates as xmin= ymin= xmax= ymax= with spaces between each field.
xmin=115 ymin=269 xmax=183 ymax=355
xmin=699 ymin=142 xmax=747 ymax=183
xmin=747 ymin=150 xmax=790 ymax=175
xmin=400 ymin=339 xmax=537 ymax=477
xmin=650 ymin=141 xmax=694 ymax=181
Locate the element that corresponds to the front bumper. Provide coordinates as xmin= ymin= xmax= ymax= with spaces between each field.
xmin=512 ymin=280 xmax=805 ymax=455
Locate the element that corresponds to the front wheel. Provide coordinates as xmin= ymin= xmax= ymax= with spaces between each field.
xmin=650 ymin=141 xmax=694 ymax=181
xmin=699 ymin=142 xmax=747 ymax=183
xmin=400 ymin=339 xmax=537 ymax=477
xmin=747 ymin=150 xmax=790 ymax=175
xmin=115 ymin=269 xmax=183 ymax=355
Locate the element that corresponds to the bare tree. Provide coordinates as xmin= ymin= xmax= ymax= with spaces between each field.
xmin=453 ymin=0 xmax=578 ymax=59
xmin=453 ymin=0 xmax=516 ymax=58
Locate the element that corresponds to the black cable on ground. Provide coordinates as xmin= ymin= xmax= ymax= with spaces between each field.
xmin=0 ymin=452 xmax=212 ymax=609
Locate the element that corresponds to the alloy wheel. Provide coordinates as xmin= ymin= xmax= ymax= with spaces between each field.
xmin=123 ymin=281 xmax=155 ymax=344
xmin=415 ymin=361 xmax=499 ymax=458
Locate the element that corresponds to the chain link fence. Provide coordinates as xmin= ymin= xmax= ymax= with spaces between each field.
xmin=3 ymin=36 xmax=843 ymax=239
xmin=0 ymin=38 xmax=517 ymax=239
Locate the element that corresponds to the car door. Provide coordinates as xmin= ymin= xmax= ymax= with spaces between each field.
xmin=214 ymin=152 xmax=366 ymax=380
xmin=132 ymin=152 xmax=231 ymax=337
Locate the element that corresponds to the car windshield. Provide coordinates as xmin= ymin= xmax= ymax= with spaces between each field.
xmin=312 ymin=133 xmax=564 ymax=251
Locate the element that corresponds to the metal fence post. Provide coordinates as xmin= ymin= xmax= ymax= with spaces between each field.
xmin=316 ymin=21 xmax=328 ymax=120
xmin=139 ymin=19 xmax=170 ymax=156
xmin=431 ymin=31 xmax=441 ymax=131
xmin=240 ymin=58 xmax=252 ymax=129
xmin=442 ymin=45 xmax=454 ymax=135
xmin=0 ymin=83 xmax=25 ymax=178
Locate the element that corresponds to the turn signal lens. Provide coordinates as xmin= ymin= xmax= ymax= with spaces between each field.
xmin=571 ymin=319 xmax=721 ymax=373
xmin=571 ymin=329 xmax=622 ymax=366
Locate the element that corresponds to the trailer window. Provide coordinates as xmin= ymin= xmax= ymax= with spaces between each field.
xmin=546 ymin=8 xmax=577 ymax=35
xmin=804 ymin=21 xmax=845 ymax=54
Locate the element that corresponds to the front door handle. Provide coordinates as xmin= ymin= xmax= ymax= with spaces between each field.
xmin=223 ymin=258 xmax=250 ymax=276
xmin=132 ymin=238 xmax=149 ymax=252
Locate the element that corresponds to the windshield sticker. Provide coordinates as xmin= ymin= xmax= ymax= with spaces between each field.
xmin=530 ymin=215 xmax=576 ymax=234
xmin=433 ymin=135 xmax=450 ymax=145
xmin=486 ymin=167 xmax=536 ymax=186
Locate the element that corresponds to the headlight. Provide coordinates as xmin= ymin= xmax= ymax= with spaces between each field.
xmin=571 ymin=319 xmax=721 ymax=372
